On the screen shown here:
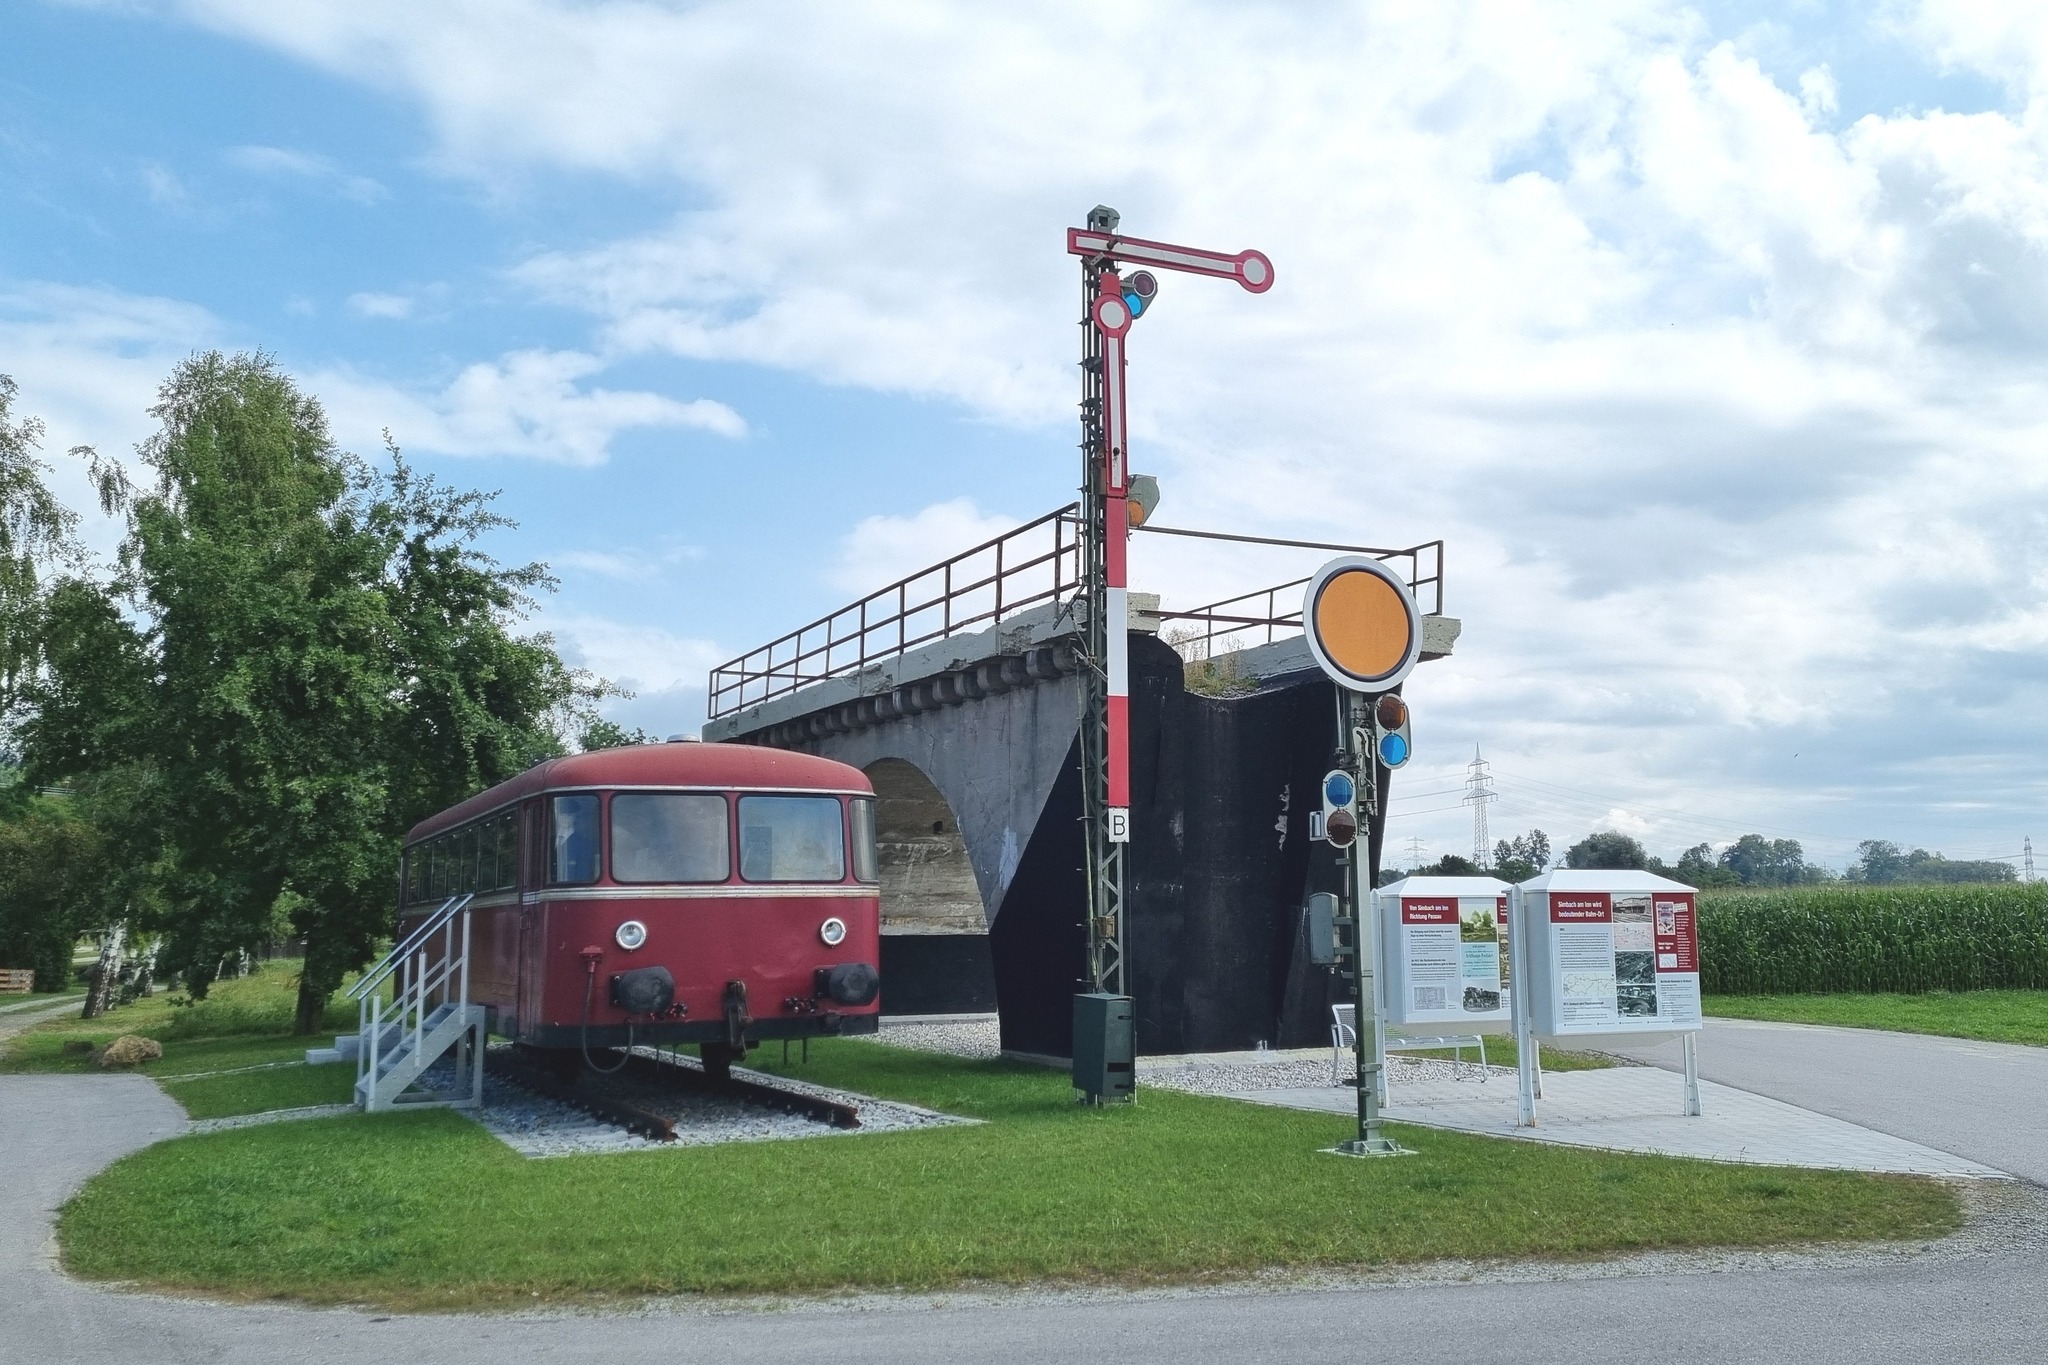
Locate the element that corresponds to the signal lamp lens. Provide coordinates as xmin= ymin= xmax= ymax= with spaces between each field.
xmin=614 ymin=920 xmax=648 ymax=951
xmin=1375 ymin=694 xmax=1408 ymax=728
xmin=1378 ymin=733 xmax=1409 ymax=766
xmin=1323 ymin=772 xmax=1356 ymax=808
xmin=1123 ymin=290 xmax=1147 ymax=318
xmin=1127 ymin=270 xmax=1158 ymax=300
xmin=1326 ymin=808 xmax=1359 ymax=848
xmin=819 ymin=916 xmax=848 ymax=947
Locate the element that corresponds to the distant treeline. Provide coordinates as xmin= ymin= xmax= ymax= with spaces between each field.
xmin=1389 ymin=830 xmax=2019 ymax=890
xmin=1698 ymin=884 xmax=2048 ymax=996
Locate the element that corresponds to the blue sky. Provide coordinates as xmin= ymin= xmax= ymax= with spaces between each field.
xmin=5 ymin=1 xmax=2048 ymax=872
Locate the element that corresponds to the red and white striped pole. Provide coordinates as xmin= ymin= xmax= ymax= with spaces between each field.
xmin=1091 ymin=279 xmax=1136 ymax=836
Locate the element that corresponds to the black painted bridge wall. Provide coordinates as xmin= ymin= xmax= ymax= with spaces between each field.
xmin=992 ymin=634 xmax=1389 ymax=1059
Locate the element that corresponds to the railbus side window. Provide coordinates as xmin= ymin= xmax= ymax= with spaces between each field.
xmin=738 ymin=795 xmax=846 ymax=883
xmin=549 ymin=794 xmax=602 ymax=885
xmin=850 ymin=798 xmax=878 ymax=884
xmin=611 ymin=794 xmax=730 ymax=883
xmin=495 ymin=812 xmax=518 ymax=890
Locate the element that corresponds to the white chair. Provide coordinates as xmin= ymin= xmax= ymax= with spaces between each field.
xmin=1330 ymin=1003 xmax=1488 ymax=1086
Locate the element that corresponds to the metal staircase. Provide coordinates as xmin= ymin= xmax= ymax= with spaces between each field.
xmin=346 ymin=894 xmax=486 ymax=1113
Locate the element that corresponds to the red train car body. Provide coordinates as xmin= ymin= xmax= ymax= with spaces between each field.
xmin=398 ymin=740 xmax=881 ymax=1069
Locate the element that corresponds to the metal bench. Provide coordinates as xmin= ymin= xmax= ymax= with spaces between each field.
xmin=1330 ymin=1003 xmax=1488 ymax=1086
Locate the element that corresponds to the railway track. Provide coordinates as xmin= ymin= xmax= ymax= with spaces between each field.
xmin=485 ymin=1049 xmax=678 ymax=1142
xmin=485 ymin=1046 xmax=862 ymax=1141
xmin=623 ymin=1050 xmax=862 ymax=1129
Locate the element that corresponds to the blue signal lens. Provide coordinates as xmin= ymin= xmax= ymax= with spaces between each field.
xmin=1323 ymin=772 xmax=1355 ymax=808
xmin=1378 ymin=733 xmax=1409 ymax=767
xmin=1123 ymin=290 xmax=1147 ymax=318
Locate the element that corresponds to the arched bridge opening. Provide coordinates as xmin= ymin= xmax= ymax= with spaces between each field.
xmin=866 ymin=758 xmax=998 ymax=1015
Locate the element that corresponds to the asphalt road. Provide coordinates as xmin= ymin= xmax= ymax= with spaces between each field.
xmin=7 ymin=1059 xmax=2047 ymax=1365
xmin=1598 ymin=1017 xmax=2048 ymax=1184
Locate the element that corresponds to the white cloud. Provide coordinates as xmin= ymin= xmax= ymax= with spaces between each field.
xmin=346 ymin=291 xmax=413 ymax=320
xmin=225 ymin=143 xmax=386 ymax=203
xmin=0 ymin=283 xmax=218 ymax=558
xmin=121 ymin=2 xmax=2048 ymax=854
xmin=312 ymin=348 xmax=746 ymax=465
xmin=141 ymin=162 xmax=190 ymax=210
xmin=554 ymin=543 xmax=705 ymax=582
xmin=544 ymin=612 xmax=723 ymax=693
xmin=828 ymin=498 xmax=1018 ymax=596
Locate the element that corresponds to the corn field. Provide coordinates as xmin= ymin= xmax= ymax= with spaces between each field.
xmin=1698 ymin=884 xmax=2048 ymax=995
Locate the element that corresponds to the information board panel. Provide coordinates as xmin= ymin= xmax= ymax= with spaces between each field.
xmin=1375 ymin=875 xmax=1514 ymax=1031
xmin=1519 ymin=871 xmax=1702 ymax=1037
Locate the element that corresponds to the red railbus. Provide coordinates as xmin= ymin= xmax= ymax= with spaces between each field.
xmin=398 ymin=739 xmax=881 ymax=1076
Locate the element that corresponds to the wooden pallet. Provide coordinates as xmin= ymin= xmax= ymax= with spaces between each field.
xmin=0 ymin=969 xmax=35 ymax=994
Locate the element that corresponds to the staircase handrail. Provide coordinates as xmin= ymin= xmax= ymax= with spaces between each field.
xmin=347 ymin=893 xmax=473 ymax=1001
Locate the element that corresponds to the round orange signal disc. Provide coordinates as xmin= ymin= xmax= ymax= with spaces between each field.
xmin=1303 ymin=556 xmax=1421 ymax=692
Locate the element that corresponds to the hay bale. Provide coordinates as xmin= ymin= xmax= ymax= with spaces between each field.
xmin=97 ymin=1035 xmax=162 ymax=1068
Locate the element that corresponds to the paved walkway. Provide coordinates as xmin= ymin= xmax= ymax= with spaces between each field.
xmin=1227 ymin=1067 xmax=2007 ymax=1176
xmin=4 ymin=1070 xmax=2046 ymax=1363
xmin=1600 ymin=1019 xmax=2048 ymax=1184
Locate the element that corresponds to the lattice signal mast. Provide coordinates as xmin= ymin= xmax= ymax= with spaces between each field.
xmin=1068 ymin=207 xmax=1273 ymax=995
xmin=1464 ymin=745 xmax=1496 ymax=867
xmin=2026 ymin=836 xmax=2036 ymax=883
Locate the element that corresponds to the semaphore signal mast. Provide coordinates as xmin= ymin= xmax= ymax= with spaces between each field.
xmin=1067 ymin=207 xmax=1273 ymax=999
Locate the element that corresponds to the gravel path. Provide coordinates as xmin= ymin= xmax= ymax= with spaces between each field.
xmin=1146 ymin=1054 xmax=1507 ymax=1095
xmin=861 ymin=1015 xmax=1509 ymax=1097
xmin=861 ymin=1015 xmax=1005 ymax=1059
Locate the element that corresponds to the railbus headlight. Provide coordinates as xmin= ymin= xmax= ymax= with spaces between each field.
xmin=819 ymin=917 xmax=848 ymax=947
xmin=615 ymin=920 xmax=649 ymax=951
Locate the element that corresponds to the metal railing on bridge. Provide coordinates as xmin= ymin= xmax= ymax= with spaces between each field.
xmin=706 ymin=508 xmax=1443 ymax=720
xmin=1148 ymin=533 xmax=1443 ymax=660
xmin=708 ymin=505 xmax=1085 ymax=718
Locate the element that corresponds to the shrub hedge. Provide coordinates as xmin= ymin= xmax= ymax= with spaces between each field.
xmin=1698 ymin=884 xmax=2048 ymax=995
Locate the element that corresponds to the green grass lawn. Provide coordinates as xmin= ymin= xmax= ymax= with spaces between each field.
xmin=1 ymin=960 xmax=362 ymax=1118
xmin=2 ymin=1029 xmax=356 ymax=1118
xmin=59 ymin=1039 xmax=1961 ymax=1311
xmin=1705 ymin=990 xmax=2048 ymax=1047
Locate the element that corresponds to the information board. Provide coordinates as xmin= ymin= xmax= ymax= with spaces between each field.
xmin=1375 ymin=876 xmax=1514 ymax=1031
xmin=1519 ymin=872 xmax=1702 ymax=1037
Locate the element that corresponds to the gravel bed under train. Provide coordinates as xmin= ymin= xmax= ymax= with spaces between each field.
xmin=417 ymin=1047 xmax=977 ymax=1159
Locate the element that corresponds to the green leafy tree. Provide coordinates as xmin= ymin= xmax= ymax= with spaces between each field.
xmin=1564 ymin=830 xmax=1649 ymax=870
xmin=1492 ymin=828 xmax=1550 ymax=882
xmin=578 ymin=717 xmax=655 ymax=751
xmin=0 ymin=374 xmax=83 ymax=729
xmin=0 ymin=795 xmax=103 ymax=989
xmin=1847 ymin=839 xmax=2015 ymax=885
xmin=1672 ymin=841 xmax=1740 ymax=888
xmin=23 ymin=353 xmax=601 ymax=1031
xmin=1717 ymin=833 xmax=1815 ymax=886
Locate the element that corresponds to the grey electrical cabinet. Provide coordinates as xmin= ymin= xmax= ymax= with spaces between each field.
xmin=1072 ymin=992 xmax=1135 ymax=1102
